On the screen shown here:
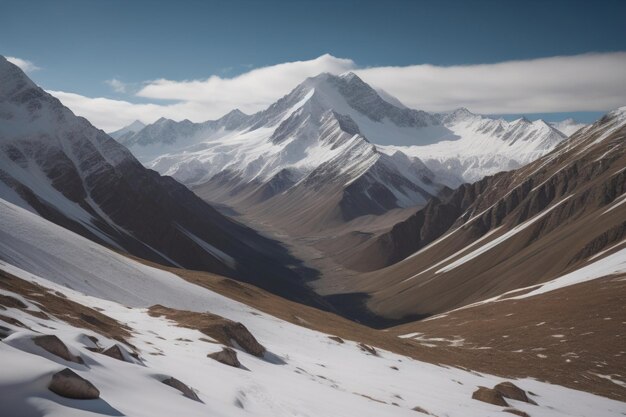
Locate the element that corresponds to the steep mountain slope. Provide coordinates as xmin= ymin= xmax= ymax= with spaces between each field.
xmin=1 ymin=196 xmax=624 ymax=416
xmin=0 ymin=55 xmax=322 ymax=307
xmin=321 ymin=106 xmax=626 ymax=319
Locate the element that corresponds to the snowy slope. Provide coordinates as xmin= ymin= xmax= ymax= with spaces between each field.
xmin=380 ymin=111 xmax=567 ymax=185
xmin=1 ymin=197 xmax=624 ymax=417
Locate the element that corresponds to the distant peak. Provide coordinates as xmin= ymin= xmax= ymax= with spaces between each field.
xmin=533 ymin=118 xmax=552 ymax=127
xmin=451 ymin=107 xmax=474 ymax=117
xmin=340 ymin=71 xmax=358 ymax=80
xmin=224 ymin=108 xmax=246 ymax=117
xmin=128 ymin=119 xmax=146 ymax=128
xmin=512 ymin=116 xmax=531 ymax=124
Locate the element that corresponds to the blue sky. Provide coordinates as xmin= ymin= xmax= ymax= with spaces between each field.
xmin=2 ymin=0 xmax=626 ymax=129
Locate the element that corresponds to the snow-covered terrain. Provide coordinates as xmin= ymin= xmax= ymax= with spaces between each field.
xmin=115 ymin=72 xmax=569 ymax=199
xmin=381 ymin=111 xmax=567 ymax=184
xmin=1 ymin=197 xmax=625 ymax=417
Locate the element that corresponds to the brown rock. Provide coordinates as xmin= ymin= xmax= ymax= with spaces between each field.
xmin=472 ymin=386 xmax=509 ymax=406
xmin=495 ymin=382 xmax=536 ymax=404
xmin=48 ymin=368 xmax=99 ymax=399
xmin=504 ymin=409 xmax=531 ymax=417
xmin=0 ymin=294 xmax=27 ymax=309
xmin=206 ymin=320 xmax=265 ymax=357
xmin=33 ymin=335 xmax=83 ymax=364
xmin=412 ymin=405 xmax=433 ymax=415
xmin=101 ymin=344 xmax=131 ymax=362
xmin=149 ymin=305 xmax=265 ymax=357
xmin=208 ymin=347 xmax=241 ymax=367
xmin=161 ymin=377 xmax=202 ymax=403
xmin=328 ymin=336 xmax=344 ymax=344
xmin=358 ymin=343 xmax=377 ymax=356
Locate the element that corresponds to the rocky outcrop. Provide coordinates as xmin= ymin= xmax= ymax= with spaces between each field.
xmin=149 ymin=305 xmax=265 ymax=357
xmin=357 ymin=343 xmax=377 ymax=356
xmin=208 ymin=347 xmax=241 ymax=367
xmin=101 ymin=344 xmax=133 ymax=363
xmin=495 ymin=382 xmax=536 ymax=405
xmin=471 ymin=386 xmax=509 ymax=406
xmin=48 ymin=368 xmax=99 ymax=399
xmin=161 ymin=377 xmax=202 ymax=403
xmin=33 ymin=335 xmax=83 ymax=364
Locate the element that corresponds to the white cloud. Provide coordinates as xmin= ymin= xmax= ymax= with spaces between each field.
xmin=48 ymin=90 xmax=204 ymax=132
xmin=354 ymin=52 xmax=626 ymax=114
xmin=105 ymin=78 xmax=127 ymax=93
xmin=6 ymin=56 xmax=41 ymax=73
xmin=47 ymin=52 xmax=626 ymax=132
xmin=136 ymin=54 xmax=355 ymax=113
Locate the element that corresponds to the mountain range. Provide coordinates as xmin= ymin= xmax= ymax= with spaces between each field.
xmin=1 ymin=54 xmax=625 ymax=417
xmin=114 ymin=73 xmax=573 ymax=231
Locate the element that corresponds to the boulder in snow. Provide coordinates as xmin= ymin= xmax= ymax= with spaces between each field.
xmin=161 ymin=377 xmax=203 ymax=403
xmin=472 ymin=386 xmax=509 ymax=406
xmin=101 ymin=344 xmax=133 ymax=363
xmin=358 ymin=342 xmax=378 ymax=356
xmin=48 ymin=368 xmax=100 ymax=399
xmin=495 ymin=382 xmax=536 ymax=404
xmin=208 ymin=347 xmax=241 ymax=367
xmin=33 ymin=335 xmax=83 ymax=364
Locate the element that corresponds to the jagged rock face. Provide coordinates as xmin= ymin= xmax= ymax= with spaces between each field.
xmin=337 ymin=107 xmax=626 ymax=319
xmin=0 ymin=56 xmax=328 ymax=311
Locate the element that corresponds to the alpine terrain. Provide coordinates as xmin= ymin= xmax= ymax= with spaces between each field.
xmin=0 ymin=20 xmax=625 ymax=417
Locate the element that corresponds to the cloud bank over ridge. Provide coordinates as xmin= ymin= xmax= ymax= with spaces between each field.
xmin=42 ymin=52 xmax=626 ymax=131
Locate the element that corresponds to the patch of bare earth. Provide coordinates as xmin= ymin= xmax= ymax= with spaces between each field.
xmin=0 ymin=269 xmax=132 ymax=345
xmin=392 ymin=274 xmax=626 ymax=401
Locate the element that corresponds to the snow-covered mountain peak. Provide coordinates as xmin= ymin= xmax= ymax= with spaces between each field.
xmin=108 ymin=120 xmax=146 ymax=140
xmin=126 ymin=119 xmax=146 ymax=130
xmin=441 ymin=107 xmax=477 ymax=123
